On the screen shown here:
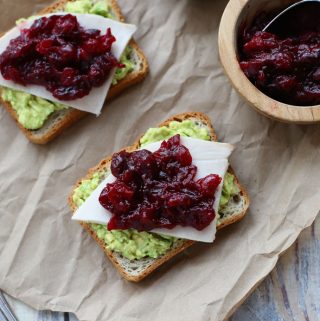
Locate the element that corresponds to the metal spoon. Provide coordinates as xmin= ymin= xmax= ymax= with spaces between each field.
xmin=263 ymin=0 xmax=320 ymax=37
xmin=0 ymin=291 xmax=18 ymax=321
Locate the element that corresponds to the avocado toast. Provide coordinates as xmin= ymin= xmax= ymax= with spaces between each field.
xmin=68 ymin=112 xmax=250 ymax=282
xmin=0 ymin=0 xmax=148 ymax=144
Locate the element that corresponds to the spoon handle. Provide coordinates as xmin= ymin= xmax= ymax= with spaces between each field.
xmin=0 ymin=291 xmax=18 ymax=321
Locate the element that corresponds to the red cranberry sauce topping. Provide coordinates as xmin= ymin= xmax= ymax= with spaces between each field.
xmin=99 ymin=135 xmax=222 ymax=232
xmin=239 ymin=10 xmax=320 ymax=106
xmin=0 ymin=14 xmax=122 ymax=100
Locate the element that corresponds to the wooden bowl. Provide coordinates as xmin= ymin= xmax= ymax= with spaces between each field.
xmin=218 ymin=0 xmax=320 ymax=124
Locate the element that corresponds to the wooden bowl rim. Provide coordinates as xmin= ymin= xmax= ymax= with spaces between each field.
xmin=218 ymin=0 xmax=320 ymax=124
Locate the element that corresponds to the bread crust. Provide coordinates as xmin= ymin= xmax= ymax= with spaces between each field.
xmin=68 ymin=112 xmax=250 ymax=282
xmin=0 ymin=0 xmax=149 ymax=144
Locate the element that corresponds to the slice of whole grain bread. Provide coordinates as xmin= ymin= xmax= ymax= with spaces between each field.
xmin=68 ymin=112 xmax=250 ymax=282
xmin=0 ymin=0 xmax=148 ymax=144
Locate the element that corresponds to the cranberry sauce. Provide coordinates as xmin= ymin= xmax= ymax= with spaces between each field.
xmin=238 ymin=8 xmax=320 ymax=106
xmin=99 ymin=135 xmax=222 ymax=232
xmin=0 ymin=14 xmax=121 ymax=100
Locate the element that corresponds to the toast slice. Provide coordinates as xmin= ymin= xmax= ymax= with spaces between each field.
xmin=68 ymin=112 xmax=250 ymax=282
xmin=0 ymin=0 xmax=149 ymax=144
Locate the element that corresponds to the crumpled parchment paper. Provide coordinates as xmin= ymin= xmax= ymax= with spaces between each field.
xmin=0 ymin=0 xmax=319 ymax=320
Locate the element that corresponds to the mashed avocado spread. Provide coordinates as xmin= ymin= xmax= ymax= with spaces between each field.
xmin=73 ymin=121 xmax=239 ymax=260
xmin=1 ymin=0 xmax=135 ymax=130
xmin=1 ymin=88 xmax=67 ymax=130
xmin=219 ymin=172 xmax=239 ymax=209
xmin=64 ymin=0 xmax=114 ymax=18
xmin=140 ymin=120 xmax=210 ymax=147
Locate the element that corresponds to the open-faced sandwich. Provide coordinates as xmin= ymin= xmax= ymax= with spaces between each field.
xmin=69 ymin=112 xmax=250 ymax=282
xmin=0 ymin=0 xmax=148 ymax=144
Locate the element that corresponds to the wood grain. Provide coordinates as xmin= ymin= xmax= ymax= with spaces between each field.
xmin=218 ymin=0 xmax=320 ymax=124
xmin=2 ymin=214 xmax=319 ymax=321
xmin=231 ymin=214 xmax=320 ymax=321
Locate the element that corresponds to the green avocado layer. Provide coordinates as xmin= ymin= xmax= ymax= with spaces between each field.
xmin=1 ymin=0 xmax=136 ymax=130
xmin=64 ymin=0 xmax=114 ymax=18
xmin=1 ymin=88 xmax=68 ymax=130
xmin=73 ymin=120 xmax=239 ymax=260
xmin=219 ymin=172 xmax=239 ymax=209
xmin=140 ymin=119 xmax=210 ymax=147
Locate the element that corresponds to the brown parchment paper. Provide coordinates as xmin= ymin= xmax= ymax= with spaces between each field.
xmin=0 ymin=0 xmax=320 ymax=320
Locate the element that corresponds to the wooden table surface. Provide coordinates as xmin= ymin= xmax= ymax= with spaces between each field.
xmin=2 ymin=214 xmax=319 ymax=321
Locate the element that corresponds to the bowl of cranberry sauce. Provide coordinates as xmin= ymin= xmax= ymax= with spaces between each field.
xmin=218 ymin=0 xmax=320 ymax=124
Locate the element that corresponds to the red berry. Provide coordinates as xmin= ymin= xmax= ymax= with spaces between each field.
xmin=99 ymin=134 xmax=221 ymax=231
xmin=0 ymin=14 xmax=122 ymax=100
xmin=239 ymin=11 xmax=320 ymax=105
